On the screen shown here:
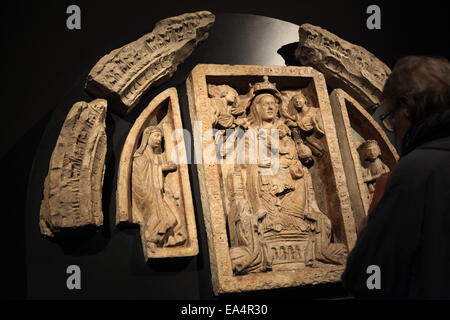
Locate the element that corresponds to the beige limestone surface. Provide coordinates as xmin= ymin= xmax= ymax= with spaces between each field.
xmin=187 ymin=64 xmax=358 ymax=294
xmin=40 ymin=99 xmax=107 ymax=237
xmin=86 ymin=11 xmax=215 ymax=114
xmin=116 ymin=88 xmax=198 ymax=260
xmin=329 ymin=89 xmax=398 ymax=228
xmin=295 ymin=23 xmax=391 ymax=113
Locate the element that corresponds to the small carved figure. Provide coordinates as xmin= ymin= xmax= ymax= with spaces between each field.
xmin=208 ymin=84 xmax=247 ymax=129
xmin=229 ymin=200 xmax=271 ymax=274
xmin=357 ymin=140 xmax=390 ymax=200
xmin=283 ymin=93 xmax=325 ymax=158
xmin=132 ymin=126 xmax=186 ymax=252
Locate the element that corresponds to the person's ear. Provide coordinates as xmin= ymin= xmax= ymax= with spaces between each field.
xmin=399 ymin=97 xmax=411 ymax=120
xmin=400 ymin=105 xmax=411 ymax=120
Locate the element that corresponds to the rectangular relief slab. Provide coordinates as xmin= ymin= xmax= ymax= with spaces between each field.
xmin=186 ymin=64 xmax=357 ymax=294
xmin=116 ymin=88 xmax=198 ymax=260
xmin=85 ymin=11 xmax=215 ymax=114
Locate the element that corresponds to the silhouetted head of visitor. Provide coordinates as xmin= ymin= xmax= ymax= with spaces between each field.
xmin=381 ymin=55 xmax=450 ymax=154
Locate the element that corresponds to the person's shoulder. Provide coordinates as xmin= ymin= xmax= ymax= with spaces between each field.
xmin=393 ymin=138 xmax=450 ymax=181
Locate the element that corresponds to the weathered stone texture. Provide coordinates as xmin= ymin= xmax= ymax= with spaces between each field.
xmin=295 ymin=23 xmax=391 ymax=112
xmin=329 ymin=88 xmax=398 ymax=233
xmin=116 ymin=88 xmax=198 ymax=260
xmin=40 ymin=99 xmax=107 ymax=237
xmin=85 ymin=11 xmax=215 ymax=114
xmin=187 ymin=64 xmax=357 ymax=294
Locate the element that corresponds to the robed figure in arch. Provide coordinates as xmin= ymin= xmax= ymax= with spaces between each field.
xmin=132 ymin=126 xmax=186 ymax=252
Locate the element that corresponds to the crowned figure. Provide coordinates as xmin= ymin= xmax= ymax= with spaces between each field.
xmin=224 ymin=76 xmax=347 ymax=274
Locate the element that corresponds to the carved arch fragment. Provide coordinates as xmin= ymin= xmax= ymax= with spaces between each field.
xmin=329 ymin=88 xmax=399 ymax=233
xmin=116 ymin=88 xmax=198 ymax=260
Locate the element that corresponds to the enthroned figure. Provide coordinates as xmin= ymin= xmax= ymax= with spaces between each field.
xmin=132 ymin=126 xmax=186 ymax=252
xmin=226 ymin=77 xmax=347 ymax=273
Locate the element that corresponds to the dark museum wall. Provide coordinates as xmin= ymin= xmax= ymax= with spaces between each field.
xmin=3 ymin=0 xmax=449 ymax=300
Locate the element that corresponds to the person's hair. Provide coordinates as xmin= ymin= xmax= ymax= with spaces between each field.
xmin=382 ymin=56 xmax=450 ymax=124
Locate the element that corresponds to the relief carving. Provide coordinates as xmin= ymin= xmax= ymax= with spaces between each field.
xmin=219 ymin=77 xmax=347 ymax=274
xmin=329 ymin=88 xmax=398 ymax=233
xmin=295 ymin=23 xmax=391 ymax=113
xmin=187 ymin=64 xmax=356 ymax=294
xmin=357 ymin=140 xmax=390 ymax=202
xmin=86 ymin=11 xmax=215 ymax=114
xmin=132 ymin=126 xmax=186 ymax=251
xmin=40 ymin=99 xmax=107 ymax=237
xmin=116 ymin=88 xmax=198 ymax=260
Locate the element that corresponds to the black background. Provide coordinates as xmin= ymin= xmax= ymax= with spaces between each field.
xmin=3 ymin=0 xmax=449 ymax=302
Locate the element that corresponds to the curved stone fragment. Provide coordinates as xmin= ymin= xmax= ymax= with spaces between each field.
xmin=295 ymin=23 xmax=391 ymax=113
xmin=85 ymin=11 xmax=215 ymax=114
xmin=40 ymin=99 xmax=107 ymax=237
xmin=329 ymin=88 xmax=399 ymax=233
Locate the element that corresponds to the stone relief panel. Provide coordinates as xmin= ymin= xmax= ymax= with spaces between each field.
xmin=329 ymin=88 xmax=398 ymax=233
xmin=295 ymin=23 xmax=391 ymax=113
xmin=116 ymin=88 xmax=198 ymax=260
xmin=187 ymin=64 xmax=357 ymax=294
xmin=40 ymin=99 xmax=107 ymax=237
xmin=86 ymin=11 xmax=215 ymax=114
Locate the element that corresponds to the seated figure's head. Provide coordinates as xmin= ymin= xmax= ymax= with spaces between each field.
xmin=358 ymin=140 xmax=381 ymax=162
xmin=290 ymin=93 xmax=308 ymax=111
xmin=248 ymin=93 xmax=280 ymax=127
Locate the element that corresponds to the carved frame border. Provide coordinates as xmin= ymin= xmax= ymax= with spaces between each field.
xmin=187 ymin=64 xmax=356 ymax=294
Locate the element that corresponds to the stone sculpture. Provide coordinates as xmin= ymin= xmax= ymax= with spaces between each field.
xmin=40 ymin=99 xmax=107 ymax=237
xmin=295 ymin=23 xmax=391 ymax=113
xmin=132 ymin=126 xmax=186 ymax=251
xmin=329 ymin=88 xmax=398 ymax=232
xmin=116 ymin=88 xmax=198 ymax=260
xmin=226 ymin=77 xmax=347 ymax=275
xmin=86 ymin=11 xmax=215 ymax=114
xmin=357 ymin=140 xmax=390 ymax=202
xmin=187 ymin=64 xmax=357 ymax=294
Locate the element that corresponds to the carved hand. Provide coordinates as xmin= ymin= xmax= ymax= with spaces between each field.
xmin=368 ymin=172 xmax=390 ymax=215
xmin=162 ymin=162 xmax=177 ymax=172
xmin=256 ymin=209 xmax=267 ymax=220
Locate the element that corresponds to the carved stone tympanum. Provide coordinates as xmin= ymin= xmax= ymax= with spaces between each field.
xmin=40 ymin=99 xmax=107 ymax=237
xmin=116 ymin=88 xmax=198 ymax=260
xmin=295 ymin=23 xmax=391 ymax=112
xmin=86 ymin=11 xmax=215 ymax=114
xmin=329 ymin=88 xmax=398 ymax=232
xmin=187 ymin=64 xmax=357 ymax=294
